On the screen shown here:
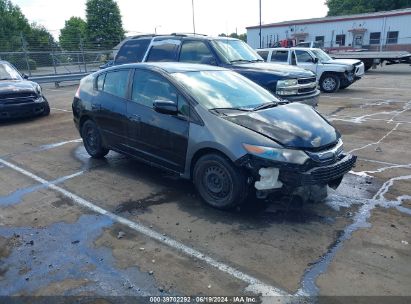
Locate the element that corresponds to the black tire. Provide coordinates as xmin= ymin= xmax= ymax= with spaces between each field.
xmin=81 ymin=120 xmax=109 ymax=159
xmin=42 ymin=100 xmax=50 ymax=116
xmin=193 ymin=153 xmax=248 ymax=210
xmin=320 ymin=74 xmax=341 ymax=93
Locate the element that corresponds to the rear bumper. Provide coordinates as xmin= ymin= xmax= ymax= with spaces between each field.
xmin=280 ymin=89 xmax=320 ymax=107
xmin=0 ymin=100 xmax=48 ymax=120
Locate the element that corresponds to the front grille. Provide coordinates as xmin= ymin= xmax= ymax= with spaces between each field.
xmin=310 ymin=155 xmax=357 ymax=182
xmin=298 ymin=87 xmax=316 ymax=94
xmin=0 ymin=92 xmax=37 ymax=105
xmin=298 ymin=77 xmax=316 ymax=85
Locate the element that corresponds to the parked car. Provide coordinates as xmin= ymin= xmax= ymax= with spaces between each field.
xmin=113 ymin=34 xmax=320 ymax=106
xmin=72 ymin=62 xmax=356 ymax=209
xmin=0 ymin=60 xmax=50 ymax=120
xmin=256 ymin=47 xmax=365 ymax=93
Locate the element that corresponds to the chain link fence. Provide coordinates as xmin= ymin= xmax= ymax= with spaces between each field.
xmin=0 ymin=35 xmax=120 ymax=77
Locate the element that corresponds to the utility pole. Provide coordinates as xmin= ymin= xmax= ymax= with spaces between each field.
xmin=259 ymin=0 xmax=262 ymax=48
xmin=192 ymin=0 xmax=196 ymax=34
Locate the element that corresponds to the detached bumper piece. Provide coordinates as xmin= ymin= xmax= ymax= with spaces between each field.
xmin=280 ymin=154 xmax=357 ymax=186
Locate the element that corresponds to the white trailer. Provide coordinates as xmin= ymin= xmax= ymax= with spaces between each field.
xmin=329 ymin=51 xmax=411 ymax=70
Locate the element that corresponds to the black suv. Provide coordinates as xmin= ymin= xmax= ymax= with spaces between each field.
xmin=113 ymin=34 xmax=320 ymax=106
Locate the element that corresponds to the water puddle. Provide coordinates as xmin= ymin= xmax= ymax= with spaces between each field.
xmin=0 ymin=171 xmax=83 ymax=207
xmin=0 ymin=214 xmax=162 ymax=296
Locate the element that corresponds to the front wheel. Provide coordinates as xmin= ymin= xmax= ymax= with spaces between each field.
xmin=193 ymin=153 xmax=248 ymax=210
xmin=320 ymin=74 xmax=341 ymax=93
xmin=42 ymin=100 xmax=50 ymax=116
xmin=81 ymin=120 xmax=109 ymax=159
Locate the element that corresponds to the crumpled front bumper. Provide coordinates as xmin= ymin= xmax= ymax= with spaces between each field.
xmin=238 ymin=152 xmax=357 ymax=189
xmin=278 ymin=153 xmax=357 ymax=186
xmin=0 ymin=99 xmax=48 ymax=120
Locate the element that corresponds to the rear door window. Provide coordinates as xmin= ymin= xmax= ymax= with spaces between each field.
xmin=271 ymin=51 xmax=288 ymax=62
xmin=115 ymin=38 xmax=151 ymax=64
xmin=146 ymin=40 xmax=180 ymax=62
xmin=179 ymin=40 xmax=215 ymax=64
xmin=102 ymin=69 xmax=130 ymax=99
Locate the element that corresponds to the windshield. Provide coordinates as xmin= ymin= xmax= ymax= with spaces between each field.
xmin=172 ymin=70 xmax=278 ymax=110
xmin=0 ymin=63 xmax=22 ymax=80
xmin=311 ymin=49 xmax=332 ymax=62
xmin=211 ymin=39 xmax=263 ymax=63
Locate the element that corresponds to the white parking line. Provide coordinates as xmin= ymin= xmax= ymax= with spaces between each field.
xmin=0 ymin=158 xmax=288 ymax=297
xmin=51 ymin=107 xmax=71 ymax=112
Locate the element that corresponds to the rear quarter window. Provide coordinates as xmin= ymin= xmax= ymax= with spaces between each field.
xmin=271 ymin=51 xmax=289 ymax=62
xmin=115 ymin=38 xmax=151 ymax=64
xmin=257 ymin=51 xmax=269 ymax=61
xmin=102 ymin=70 xmax=130 ymax=98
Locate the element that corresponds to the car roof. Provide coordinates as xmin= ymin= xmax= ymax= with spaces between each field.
xmin=125 ymin=34 xmax=239 ymax=42
xmin=101 ymin=62 xmax=228 ymax=74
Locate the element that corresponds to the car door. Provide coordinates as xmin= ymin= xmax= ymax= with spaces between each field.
xmin=127 ymin=69 xmax=189 ymax=172
xmin=95 ymin=69 xmax=131 ymax=150
xmin=294 ymin=50 xmax=316 ymax=73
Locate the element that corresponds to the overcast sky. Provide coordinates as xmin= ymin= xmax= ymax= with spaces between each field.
xmin=13 ymin=0 xmax=329 ymax=38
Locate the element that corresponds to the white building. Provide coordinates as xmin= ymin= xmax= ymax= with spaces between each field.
xmin=246 ymin=8 xmax=411 ymax=52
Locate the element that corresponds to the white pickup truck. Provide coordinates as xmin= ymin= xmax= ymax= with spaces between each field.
xmin=256 ymin=47 xmax=365 ymax=93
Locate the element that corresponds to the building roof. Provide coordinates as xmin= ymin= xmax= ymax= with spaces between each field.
xmin=246 ymin=7 xmax=411 ymax=29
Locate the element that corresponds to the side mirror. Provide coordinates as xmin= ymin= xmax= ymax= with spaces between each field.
xmin=313 ymin=57 xmax=319 ymax=64
xmin=22 ymin=73 xmax=29 ymax=79
xmin=153 ymin=100 xmax=178 ymax=115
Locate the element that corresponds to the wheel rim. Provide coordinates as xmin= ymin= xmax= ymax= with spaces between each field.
xmin=202 ymin=164 xmax=232 ymax=201
xmin=323 ymin=77 xmax=336 ymax=91
xmin=84 ymin=126 xmax=98 ymax=153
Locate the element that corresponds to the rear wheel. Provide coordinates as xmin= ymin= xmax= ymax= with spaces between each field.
xmin=193 ymin=153 xmax=248 ymax=210
xmin=81 ymin=120 xmax=109 ymax=159
xmin=320 ymin=74 xmax=341 ymax=93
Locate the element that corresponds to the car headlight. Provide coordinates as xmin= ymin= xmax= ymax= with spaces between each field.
xmin=243 ymin=143 xmax=309 ymax=165
xmin=34 ymin=84 xmax=42 ymax=95
xmin=277 ymin=79 xmax=298 ymax=88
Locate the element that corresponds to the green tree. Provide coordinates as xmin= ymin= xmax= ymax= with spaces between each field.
xmin=326 ymin=0 xmax=411 ymax=16
xmin=85 ymin=0 xmax=125 ymax=49
xmin=218 ymin=32 xmax=247 ymax=42
xmin=59 ymin=17 xmax=87 ymax=51
xmin=0 ymin=0 xmax=30 ymax=51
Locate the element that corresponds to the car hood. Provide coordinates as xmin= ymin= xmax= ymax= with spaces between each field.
xmin=231 ymin=62 xmax=315 ymax=78
xmin=223 ymin=103 xmax=339 ymax=149
xmin=0 ymin=80 xmax=37 ymax=95
xmin=323 ymin=59 xmax=361 ymax=66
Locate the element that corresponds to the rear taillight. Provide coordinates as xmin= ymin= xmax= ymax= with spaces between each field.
xmin=75 ymin=86 xmax=80 ymax=98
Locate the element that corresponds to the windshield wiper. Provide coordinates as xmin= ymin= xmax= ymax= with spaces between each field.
xmin=0 ymin=78 xmax=13 ymax=81
xmin=250 ymin=59 xmax=265 ymax=62
xmin=229 ymin=59 xmax=251 ymax=63
xmin=210 ymin=107 xmax=252 ymax=114
xmin=252 ymin=101 xmax=279 ymax=111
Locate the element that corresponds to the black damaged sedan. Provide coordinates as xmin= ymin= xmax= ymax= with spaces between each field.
xmin=73 ymin=62 xmax=356 ymax=209
xmin=0 ymin=61 xmax=50 ymax=120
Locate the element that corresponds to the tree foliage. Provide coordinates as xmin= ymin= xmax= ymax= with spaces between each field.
xmin=326 ymin=0 xmax=411 ymax=16
xmin=85 ymin=0 xmax=125 ymax=49
xmin=0 ymin=0 xmax=55 ymax=52
xmin=59 ymin=17 xmax=87 ymax=51
xmin=218 ymin=32 xmax=247 ymax=42
xmin=0 ymin=0 xmax=30 ymax=51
